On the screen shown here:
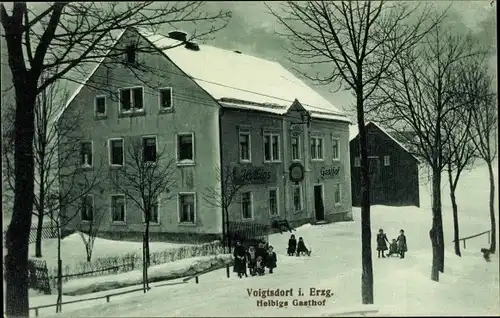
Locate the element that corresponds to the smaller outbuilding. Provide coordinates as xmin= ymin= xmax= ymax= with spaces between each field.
xmin=349 ymin=122 xmax=420 ymax=207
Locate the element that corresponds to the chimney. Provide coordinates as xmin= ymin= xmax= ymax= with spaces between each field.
xmin=168 ymin=30 xmax=188 ymax=42
xmin=185 ymin=42 xmax=200 ymax=51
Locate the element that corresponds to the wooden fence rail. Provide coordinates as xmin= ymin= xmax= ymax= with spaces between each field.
xmin=452 ymin=230 xmax=491 ymax=249
xmin=30 ymin=280 xmax=188 ymax=317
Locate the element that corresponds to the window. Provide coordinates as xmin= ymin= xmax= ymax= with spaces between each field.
xmin=177 ymin=133 xmax=194 ymax=164
xmin=80 ymin=142 xmax=93 ymax=167
xmin=159 ymin=88 xmax=173 ymax=110
xmin=384 ymin=156 xmax=390 ymax=166
xmin=81 ymin=195 xmax=94 ymax=221
xmin=292 ymin=185 xmax=302 ymax=212
xmin=334 ymin=184 xmax=342 ymax=205
xmin=143 ymin=199 xmax=159 ymax=224
xmin=332 ymin=138 xmax=339 ymax=160
xmin=95 ymin=96 xmax=106 ymax=116
xmin=239 ymin=131 xmax=251 ymax=162
xmin=125 ymin=44 xmax=136 ymax=63
xmin=109 ymin=139 xmax=124 ymax=166
xmin=269 ymin=188 xmax=279 ymax=216
xmin=241 ymin=191 xmax=253 ymax=219
xmin=354 ymin=156 xmax=360 ymax=167
xmin=311 ymin=137 xmax=323 ymax=160
xmin=142 ymin=136 xmax=157 ymax=162
xmin=263 ymin=132 xmax=280 ymax=162
xmin=178 ymin=193 xmax=196 ymax=224
xmin=119 ymin=87 xmax=143 ymax=113
xmin=291 ymin=136 xmax=300 ymax=161
xmin=111 ymin=195 xmax=126 ymax=223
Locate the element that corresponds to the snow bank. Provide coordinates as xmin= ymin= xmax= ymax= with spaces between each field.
xmin=63 ymin=254 xmax=233 ymax=296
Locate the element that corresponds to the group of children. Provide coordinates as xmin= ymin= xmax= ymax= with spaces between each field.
xmin=287 ymin=234 xmax=312 ymax=256
xmin=232 ymin=234 xmax=313 ymax=278
xmin=233 ymin=240 xmax=277 ymax=278
xmin=376 ymin=228 xmax=408 ymax=259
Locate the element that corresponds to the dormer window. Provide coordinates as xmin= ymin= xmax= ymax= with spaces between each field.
xmin=125 ymin=44 xmax=136 ymax=64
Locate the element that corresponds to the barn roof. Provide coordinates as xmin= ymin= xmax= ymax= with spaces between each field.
xmin=349 ymin=121 xmax=421 ymax=163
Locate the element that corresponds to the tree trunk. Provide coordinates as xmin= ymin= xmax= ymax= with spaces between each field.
xmin=225 ymin=207 xmax=231 ymax=253
xmin=487 ymin=161 xmax=496 ymax=254
xmin=221 ymin=205 xmax=226 ymax=253
xmin=447 ymin=168 xmax=461 ymax=257
xmin=56 ymin=220 xmax=62 ymax=313
xmin=35 ymin=213 xmax=44 ymax=257
xmin=356 ymin=90 xmax=374 ymax=304
xmin=430 ymin=167 xmax=443 ymax=281
xmin=5 ymin=87 xmax=38 ymax=317
xmin=144 ymin=219 xmax=150 ymax=290
xmin=35 ymin=137 xmax=47 ymax=258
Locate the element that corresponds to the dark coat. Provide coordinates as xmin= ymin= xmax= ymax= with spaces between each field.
xmin=287 ymin=238 xmax=297 ymax=254
xmin=389 ymin=242 xmax=398 ymax=253
xmin=397 ymin=234 xmax=408 ymax=252
xmin=233 ymin=245 xmax=247 ymax=273
xmin=247 ymin=251 xmax=257 ymax=268
xmin=266 ymin=252 xmax=277 ymax=269
xmin=376 ymin=233 xmax=389 ymax=251
xmin=256 ymin=247 xmax=268 ymax=265
xmin=297 ymin=240 xmax=308 ymax=253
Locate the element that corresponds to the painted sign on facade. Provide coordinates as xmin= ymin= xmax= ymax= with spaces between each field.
xmin=233 ymin=166 xmax=276 ymax=185
xmin=318 ymin=165 xmax=341 ymax=180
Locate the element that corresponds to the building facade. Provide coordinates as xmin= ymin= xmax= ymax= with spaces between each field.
xmin=58 ymin=28 xmax=352 ymax=242
xmin=349 ymin=122 xmax=420 ymax=207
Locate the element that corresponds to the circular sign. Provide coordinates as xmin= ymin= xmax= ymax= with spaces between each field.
xmin=289 ymin=163 xmax=305 ymax=183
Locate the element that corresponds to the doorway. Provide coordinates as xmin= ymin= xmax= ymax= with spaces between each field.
xmin=313 ymin=184 xmax=325 ymax=221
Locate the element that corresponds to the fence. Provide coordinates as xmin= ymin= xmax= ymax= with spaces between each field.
xmin=227 ymin=221 xmax=271 ymax=246
xmin=46 ymin=240 xmax=224 ymax=287
xmin=3 ymin=225 xmax=57 ymax=245
xmin=28 ymin=259 xmax=52 ymax=295
xmin=452 ymin=230 xmax=491 ymax=249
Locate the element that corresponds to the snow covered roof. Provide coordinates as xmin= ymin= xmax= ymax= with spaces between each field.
xmin=59 ymin=28 xmax=349 ymax=123
xmin=349 ymin=122 xmax=421 ymax=163
xmin=140 ymin=30 xmax=347 ymax=120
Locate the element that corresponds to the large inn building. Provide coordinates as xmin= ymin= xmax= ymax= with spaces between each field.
xmin=59 ymin=28 xmax=352 ymax=242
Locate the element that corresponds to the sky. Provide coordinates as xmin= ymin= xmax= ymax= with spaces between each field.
xmin=1 ymin=1 xmax=497 ymax=119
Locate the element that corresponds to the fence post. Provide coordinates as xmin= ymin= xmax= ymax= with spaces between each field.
xmin=35 ymin=308 xmax=39 ymax=317
xmin=195 ymin=276 xmax=199 ymax=284
xmin=226 ymin=264 xmax=230 ymax=278
xmin=106 ymin=295 xmax=110 ymax=303
xmin=488 ymin=232 xmax=491 ymax=244
xmin=463 ymin=240 xmax=466 ymax=249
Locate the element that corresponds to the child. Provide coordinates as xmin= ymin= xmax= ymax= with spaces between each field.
xmin=296 ymin=237 xmax=311 ymax=256
xmin=266 ymin=246 xmax=277 ymax=274
xmin=387 ymin=239 xmax=398 ymax=257
xmin=397 ymin=229 xmax=408 ymax=259
xmin=255 ymin=256 xmax=265 ymax=276
xmin=287 ymin=234 xmax=297 ymax=256
xmin=233 ymin=240 xmax=247 ymax=278
xmin=256 ymin=242 xmax=268 ymax=268
xmin=376 ymin=229 xmax=389 ymax=258
xmin=247 ymin=246 xmax=258 ymax=276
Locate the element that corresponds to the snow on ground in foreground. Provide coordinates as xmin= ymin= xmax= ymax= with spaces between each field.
xmin=33 ymin=205 xmax=499 ymax=317
xmin=63 ymin=254 xmax=232 ymax=295
xmin=28 ymin=163 xmax=500 ymax=317
xmin=26 ymin=233 xmax=196 ymax=270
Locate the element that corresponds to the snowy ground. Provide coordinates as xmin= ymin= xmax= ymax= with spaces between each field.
xmin=25 ymin=162 xmax=500 ymax=316
xmin=26 ymin=233 xmax=196 ymax=270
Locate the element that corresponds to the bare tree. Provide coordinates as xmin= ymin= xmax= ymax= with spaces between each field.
xmin=372 ymin=22 xmax=485 ymax=281
xmin=267 ymin=1 xmax=439 ymax=303
xmin=0 ymin=2 xmax=230 ymax=315
xmin=109 ymin=138 xmax=177 ymax=293
xmin=442 ymin=68 xmax=478 ymax=257
xmin=76 ymin=208 xmax=105 ymax=263
xmin=203 ymin=164 xmax=248 ymax=253
xmin=465 ymin=60 xmax=498 ymax=254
